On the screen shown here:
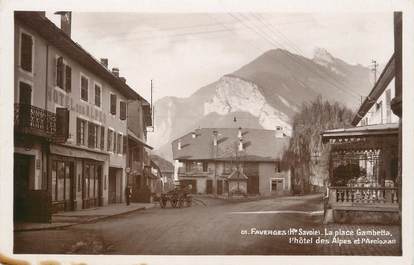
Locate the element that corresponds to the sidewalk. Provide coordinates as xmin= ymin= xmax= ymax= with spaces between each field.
xmin=14 ymin=202 xmax=155 ymax=232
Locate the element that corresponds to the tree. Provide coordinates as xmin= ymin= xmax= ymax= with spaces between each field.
xmin=283 ymin=96 xmax=354 ymax=194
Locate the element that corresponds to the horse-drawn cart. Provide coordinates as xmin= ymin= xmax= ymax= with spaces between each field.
xmin=159 ymin=185 xmax=192 ymax=208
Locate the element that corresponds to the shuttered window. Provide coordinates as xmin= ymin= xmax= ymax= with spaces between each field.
xmin=107 ymin=129 xmax=113 ymax=152
xmin=81 ymin=75 xmax=89 ymax=101
xmin=65 ymin=65 xmax=72 ymax=92
xmin=123 ymin=135 xmax=127 ymax=155
xmin=113 ymin=131 xmax=117 ymax=153
xmin=95 ymin=84 xmax=101 ymax=107
xmin=56 ymin=108 xmax=69 ymax=141
xmin=110 ymin=94 xmax=117 ymax=115
xmin=56 ymin=57 xmax=64 ymax=89
xmin=87 ymin=122 xmax=99 ymax=149
xmin=100 ymin=126 xmax=105 ymax=150
xmin=77 ymin=118 xmax=86 ymax=145
xmin=117 ymin=133 xmax=122 ymax=154
xmin=120 ymin=101 xmax=126 ymax=120
xmin=20 ymin=32 xmax=33 ymax=72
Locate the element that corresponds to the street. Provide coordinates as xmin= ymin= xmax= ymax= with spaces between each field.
xmin=14 ymin=194 xmax=401 ymax=255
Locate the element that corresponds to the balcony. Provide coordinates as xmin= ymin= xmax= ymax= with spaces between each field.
xmin=14 ymin=103 xmax=56 ymax=139
xmin=177 ymin=167 xmax=213 ymax=178
xmin=328 ymin=186 xmax=399 ymax=211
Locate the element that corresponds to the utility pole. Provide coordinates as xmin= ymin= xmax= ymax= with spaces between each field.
xmin=371 ymin=59 xmax=379 ymax=83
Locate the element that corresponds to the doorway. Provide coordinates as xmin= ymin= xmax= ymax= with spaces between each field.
xmin=14 ymin=153 xmax=33 ymax=221
xmin=247 ymin=175 xmax=259 ymax=194
xmin=109 ymin=167 xmax=122 ymax=204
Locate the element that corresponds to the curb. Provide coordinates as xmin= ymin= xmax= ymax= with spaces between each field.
xmin=14 ymin=205 xmax=152 ymax=232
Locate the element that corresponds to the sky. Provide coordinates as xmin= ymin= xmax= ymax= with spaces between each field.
xmin=46 ymin=12 xmax=394 ymax=102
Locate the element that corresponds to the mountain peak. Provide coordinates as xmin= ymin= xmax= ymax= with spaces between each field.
xmin=313 ymin=47 xmax=335 ymax=65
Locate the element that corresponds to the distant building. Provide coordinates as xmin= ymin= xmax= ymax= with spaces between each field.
xmin=171 ymin=127 xmax=291 ymax=197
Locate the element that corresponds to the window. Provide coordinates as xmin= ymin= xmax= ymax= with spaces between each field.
xmin=20 ymin=32 xmax=33 ymax=72
xmin=117 ymin=133 xmax=122 ymax=154
xmin=110 ymin=94 xmax=117 ymax=115
xmin=51 ymin=160 xmax=73 ymax=202
xmin=56 ymin=57 xmax=72 ymax=92
xmin=80 ymin=75 xmax=89 ymax=101
xmin=19 ymin=81 xmax=32 ymax=105
xmin=202 ymin=162 xmax=208 ymax=172
xmin=275 ymin=161 xmax=281 ymax=173
xmin=77 ymin=118 xmax=86 ymax=145
xmin=385 ymin=89 xmax=392 ymax=123
xmin=88 ymin=122 xmax=99 ymax=149
xmin=56 ymin=57 xmax=64 ymax=89
xmin=113 ymin=132 xmax=117 ymax=153
xmin=120 ymin=101 xmax=126 ymax=120
xmin=123 ymin=135 xmax=127 ymax=155
xmin=95 ymin=84 xmax=101 ymax=107
xmin=65 ymin=65 xmax=72 ymax=92
xmin=100 ymin=126 xmax=105 ymax=150
xmin=107 ymin=129 xmax=113 ymax=152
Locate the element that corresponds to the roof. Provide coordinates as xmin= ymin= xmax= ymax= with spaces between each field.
xmin=321 ymin=123 xmax=399 ymax=142
xmin=172 ymin=128 xmax=290 ymax=162
xmin=15 ymin=12 xmax=148 ymax=103
xmin=352 ymin=54 xmax=395 ymax=126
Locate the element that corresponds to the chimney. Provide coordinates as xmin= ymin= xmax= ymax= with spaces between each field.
xmin=112 ymin=67 xmax=119 ymax=77
xmin=120 ymin=77 xmax=126 ymax=83
xmin=55 ymin=11 xmax=72 ymax=37
xmin=100 ymin=58 xmax=108 ymax=68
xmin=275 ymin=126 xmax=284 ymax=138
xmin=177 ymin=140 xmax=182 ymax=150
xmin=213 ymin=130 xmax=218 ymax=146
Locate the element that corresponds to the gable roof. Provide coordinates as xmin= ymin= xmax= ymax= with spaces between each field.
xmin=172 ymin=128 xmax=290 ymax=162
xmin=15 ymin=12 xmax=148 ymax=103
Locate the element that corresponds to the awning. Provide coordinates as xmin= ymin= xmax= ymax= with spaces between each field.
xmin=322 ymin=123 xmax=399 ymax=143
xmin=128 ymin=129 xmax=153 ymax=149
xmin=50 ymin=144 xmax=108 ymax=162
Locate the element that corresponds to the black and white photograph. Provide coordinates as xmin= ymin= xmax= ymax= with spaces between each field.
xmin=0 ymin=1 xmax=413 ymax=265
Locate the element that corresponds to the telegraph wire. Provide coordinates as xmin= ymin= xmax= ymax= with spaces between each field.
xmin=229 ymin=12 xmax=362 ymax=103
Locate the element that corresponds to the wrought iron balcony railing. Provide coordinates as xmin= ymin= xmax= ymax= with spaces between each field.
xmin=14 ymin=103 xmax=56 ymax=138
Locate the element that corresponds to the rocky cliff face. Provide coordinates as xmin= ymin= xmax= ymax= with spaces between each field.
xmin=148 ymin=48 xmax=372 ymax=161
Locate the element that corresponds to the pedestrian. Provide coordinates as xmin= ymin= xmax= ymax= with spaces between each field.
xmin=125 ymin=186 xmax=131 ymax=206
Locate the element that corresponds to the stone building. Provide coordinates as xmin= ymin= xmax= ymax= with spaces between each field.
xmin=172 ymin=127 xmax=291 ymax=197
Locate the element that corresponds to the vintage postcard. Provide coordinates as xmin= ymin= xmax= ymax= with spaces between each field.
xmin=0 ymin=0 xmax=413 ymax=265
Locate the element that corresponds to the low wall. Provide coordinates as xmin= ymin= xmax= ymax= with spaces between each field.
xmin=333 ymin=210 xmax=400 ymax=225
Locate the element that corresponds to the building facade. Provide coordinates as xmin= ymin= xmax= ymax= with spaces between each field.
xmin=14 ymin=12 xmax=148 ymax=222
xmin=321 ymin=12 xmax=402 ymax=224
xmin=172 ymin=128 xmax=291 ymax=197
